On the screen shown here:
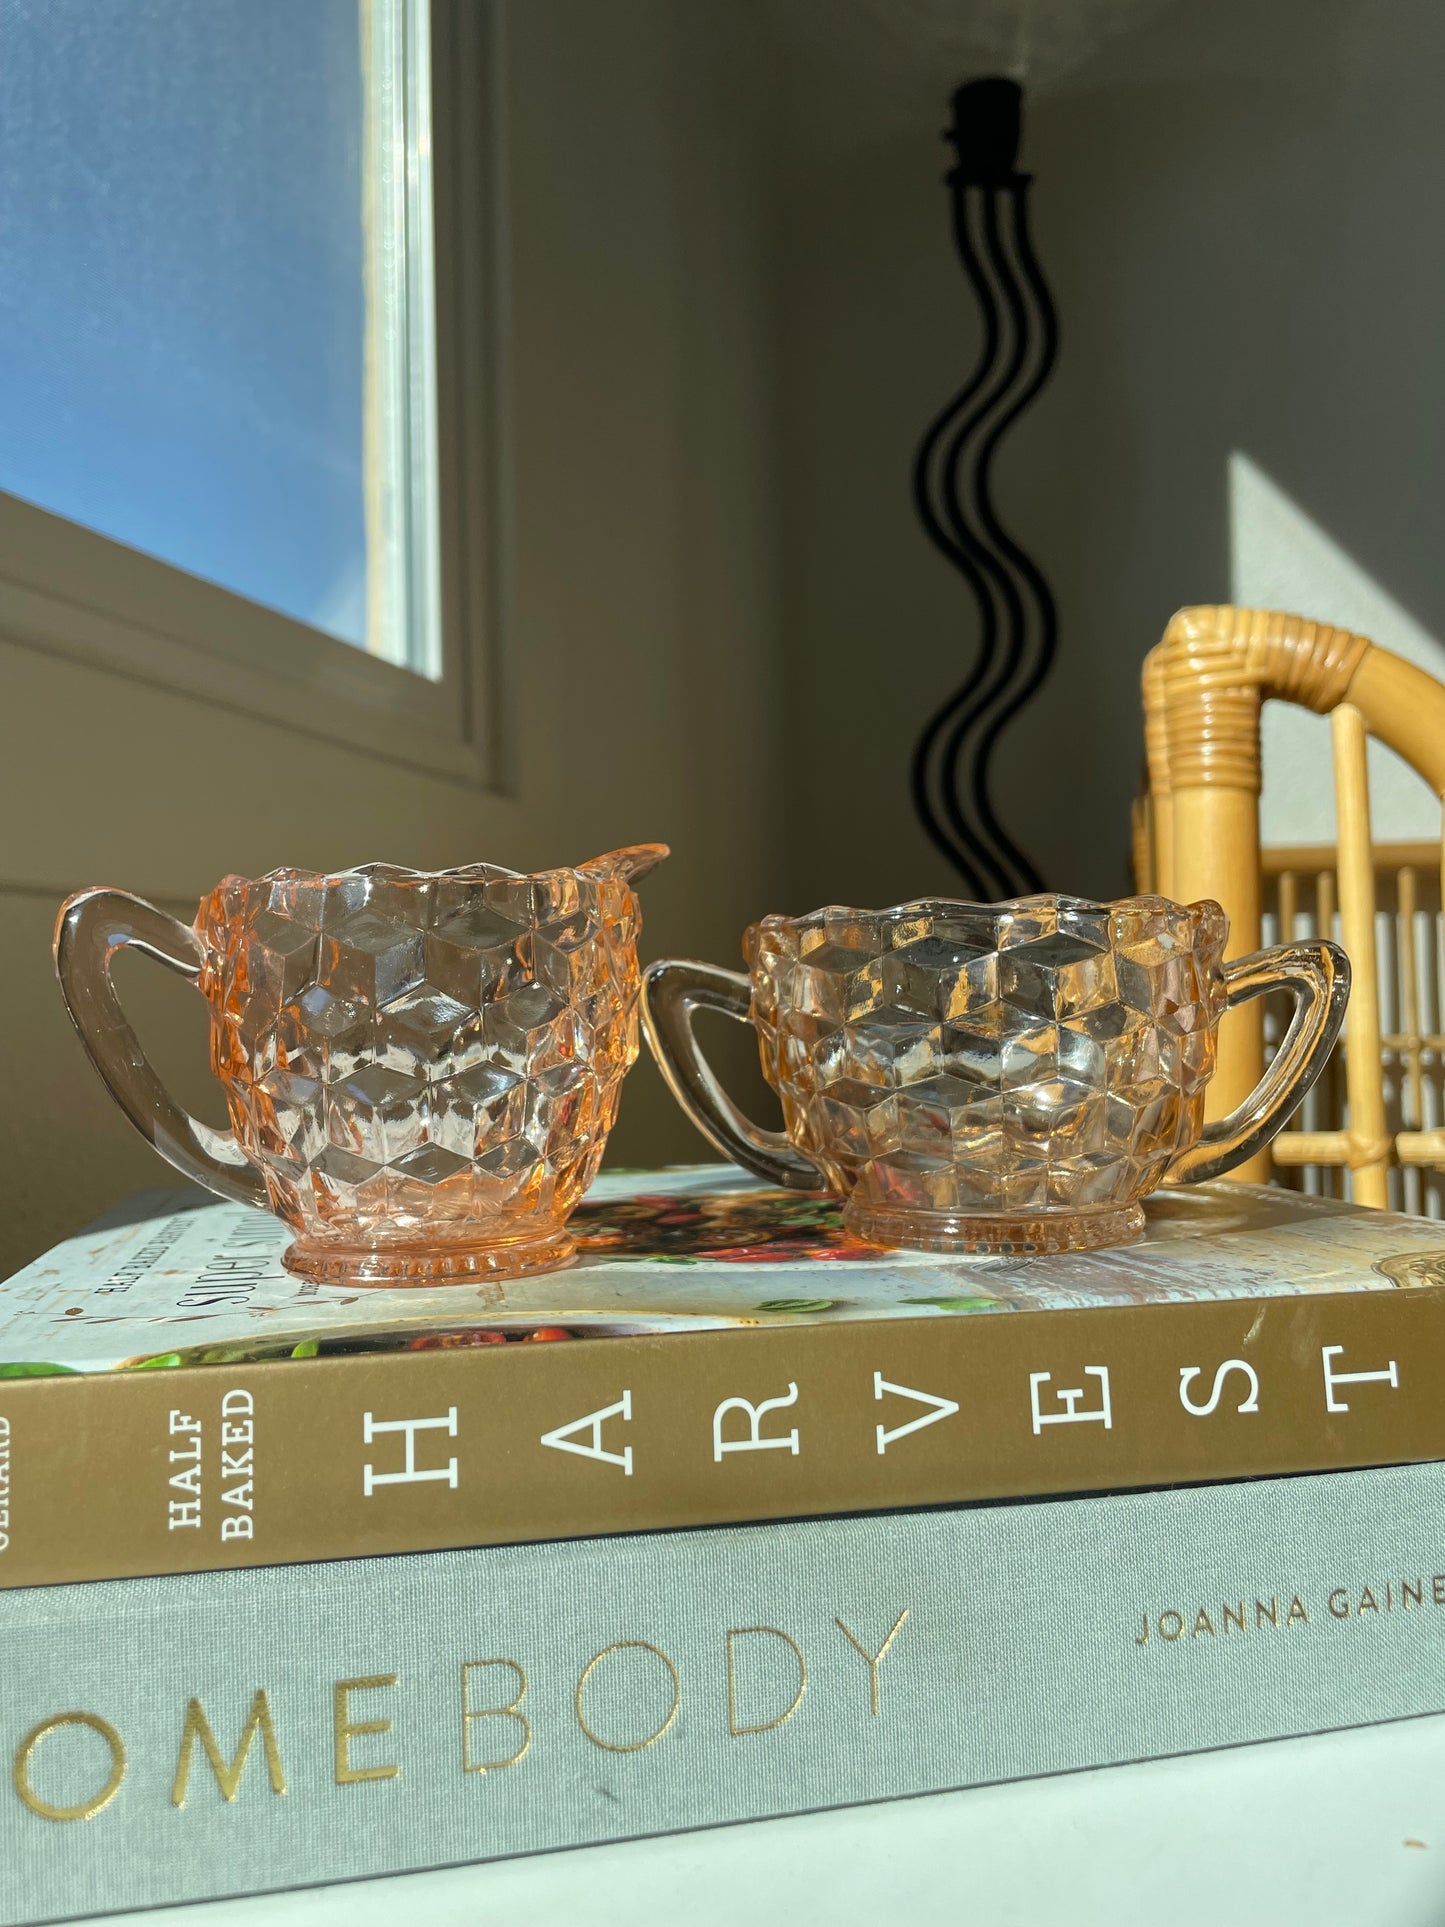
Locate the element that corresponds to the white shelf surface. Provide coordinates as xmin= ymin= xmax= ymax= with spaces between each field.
xmin=96 ymin=1711 xmax=1445 ymax=1927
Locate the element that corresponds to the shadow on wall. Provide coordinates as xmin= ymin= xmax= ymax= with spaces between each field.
xmin=775 ymin=0 xmax=1445 ymax=913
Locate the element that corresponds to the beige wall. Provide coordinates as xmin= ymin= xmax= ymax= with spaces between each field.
xmin=0 ymin=0 xmax=786 ymax=1274
xmin=774 ymin=0 xmax=1445 ymax=914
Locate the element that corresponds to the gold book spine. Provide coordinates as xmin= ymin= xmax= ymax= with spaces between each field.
xmin=2 ymin=1284 xmax=1441 ymax=1588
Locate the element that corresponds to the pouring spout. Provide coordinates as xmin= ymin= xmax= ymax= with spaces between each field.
xmin=580 ymin=844 xmax=670 ymax=885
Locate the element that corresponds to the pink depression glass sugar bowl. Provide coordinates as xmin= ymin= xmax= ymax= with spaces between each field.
xmin=55 ymin=847 xmax=668 ymax=1285
xmin=642 ymin=891 xmax=1347 ymax=1256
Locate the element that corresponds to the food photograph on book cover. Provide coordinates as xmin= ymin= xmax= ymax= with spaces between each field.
xmin=3 ymin=2 xmax=1445 ymax=1924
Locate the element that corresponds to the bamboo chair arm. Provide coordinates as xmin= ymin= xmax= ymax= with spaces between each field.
xmin=1138 ymin=606 xmax=1445 ymax=1194
xmin=1143 ymin=606 xmax=1445 ymax=802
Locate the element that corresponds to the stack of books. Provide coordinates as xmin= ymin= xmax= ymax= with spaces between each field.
xmin=5 ymin=1163 xmax=1445 ymax=1922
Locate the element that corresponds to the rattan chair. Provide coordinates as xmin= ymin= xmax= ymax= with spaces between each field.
xmin=1136 ymin=605 xmax=1445 ymax=1199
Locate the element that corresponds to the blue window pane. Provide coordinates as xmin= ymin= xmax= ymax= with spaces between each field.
xmin=0 ymin=0 xmax=369 ymax=648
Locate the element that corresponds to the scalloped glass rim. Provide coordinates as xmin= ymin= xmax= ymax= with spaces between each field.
xmin=745 ymin=890 xmax=1228 ymax=955
xmin=213 ymin=844 xmax=670 ymax=894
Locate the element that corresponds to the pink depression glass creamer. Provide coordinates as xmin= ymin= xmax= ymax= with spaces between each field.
xmin=55 ymin=848 xmax=667 ymax=1284
xmin=641 ymin=892 xmax=1347 ymax=1256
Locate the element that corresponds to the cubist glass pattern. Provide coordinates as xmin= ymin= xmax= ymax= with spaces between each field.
xmin=194 ymin=849 xmax=664 ymax=1282
xmin=746 ymin=894 xmax=1229 ymax=1250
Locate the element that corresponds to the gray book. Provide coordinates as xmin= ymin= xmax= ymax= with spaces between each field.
xmin=7 ymin=1459 xmax=1445 ymax=1923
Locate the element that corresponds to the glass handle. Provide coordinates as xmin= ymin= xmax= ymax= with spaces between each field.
xmin=640 ymin=960 xmax=829 ymax=1193
xmin=1164 ymin=939 xmax=1351 ymax=1187
xmin=54 ymin=888 xmax=267 ymax=1209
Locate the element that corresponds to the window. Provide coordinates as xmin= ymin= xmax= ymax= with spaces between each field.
xmin=0 ymin=0 xmax=494 ymax=780
xmin=0 ymin=0 xmax=444 ymax=679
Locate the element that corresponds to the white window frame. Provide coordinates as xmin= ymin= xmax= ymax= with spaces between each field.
xmin=0 ymin=0 xmax=503 ymax=790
